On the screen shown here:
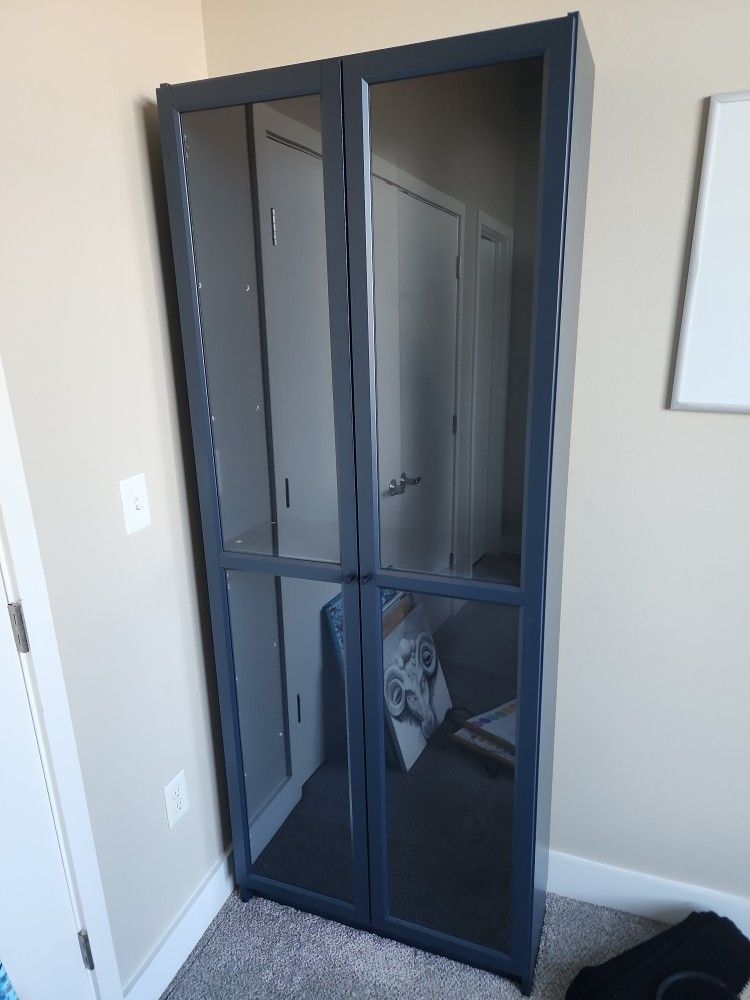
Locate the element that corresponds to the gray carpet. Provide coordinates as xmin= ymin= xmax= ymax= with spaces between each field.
xmin=161 ymin=892 xmax=663 ymax=999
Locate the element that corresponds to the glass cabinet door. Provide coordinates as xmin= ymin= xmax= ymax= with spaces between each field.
xmin=378 ymin=588 xmax=521 ymax=951
xmin=342 ymin=16 xmax=575 ymax=975
xmin=363 ymin=58 xmax=543 ymax=954
xmin=369 ymin=61 xmax=543 ymax=589
xmin=165 ymin=70 xmax=369 ymax=923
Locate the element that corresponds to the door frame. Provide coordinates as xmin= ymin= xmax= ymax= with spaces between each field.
xmin=342 ymin=15 xmax=579 ymax=984
xmin=469 ymin=211 xmax=514 ymax=567
xmin=0 ymin=355 xmax=121 ymax=999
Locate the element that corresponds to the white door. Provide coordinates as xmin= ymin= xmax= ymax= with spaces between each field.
xmin=246 ymin=105 xmax=344 ymax=855
xmin=0 ymin=570 xmax=92 ymax=999
xmin=253 ymin=106 xmax=340 ymax=567
xmin=374 ymin=178 xmax=460 ymax=575
xmin=252 ymin=107 xmax=461 ymax=581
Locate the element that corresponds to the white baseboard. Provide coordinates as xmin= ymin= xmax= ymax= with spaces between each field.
xmin=124 ymin=848 xmax=234 ymax=1000
xmin=549 ymin=849 xmax=750 ymax=938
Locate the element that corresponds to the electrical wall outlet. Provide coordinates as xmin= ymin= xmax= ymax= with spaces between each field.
xmin=163 ymin=769 xmax=189 ymax=829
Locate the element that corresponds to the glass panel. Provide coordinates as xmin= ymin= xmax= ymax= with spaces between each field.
xmin=183 ymin=97 xmax=340 ymax=562
xmin=380 ymin=588 xmax=518 ymax=951
xmin=370 ymin=61 xmax=544 ymax=585
xmin=227 ymin=571 xmax=354 ymax=901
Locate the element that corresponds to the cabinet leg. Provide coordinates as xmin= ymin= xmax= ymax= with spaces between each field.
xmin=238 ymin=886 xmax=253 ymax=903
xmin=519 ymin=974 xmax=533 ymax=997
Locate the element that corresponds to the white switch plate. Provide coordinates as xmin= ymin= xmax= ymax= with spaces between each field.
xmin=163 ymin=769 xmax=189 ymax=830
xmin=119 ymin=473 xmax=151 ymax=535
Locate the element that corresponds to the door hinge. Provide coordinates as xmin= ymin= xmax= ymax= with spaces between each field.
xmin=78 ymin=930 xmax=95 ymax=971
xmin=449 ymin=552 xmax=455 ymax=571
xmin=455 ymin=254 xmax=462 ymax=280
xmin=270 ymin=207 xmax=278 ymax=246
xmin=8 ymin=601 xmax=30 ymax=654
xmin=452 ymin=414 xmax=457 ymax=435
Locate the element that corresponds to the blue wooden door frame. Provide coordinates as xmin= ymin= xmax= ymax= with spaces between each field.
xmin=156 ymin=13 xmax=582 ymax=991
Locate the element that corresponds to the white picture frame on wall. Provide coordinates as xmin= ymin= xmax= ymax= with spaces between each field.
xmin=672 ymin=90 xmax=750 ymax=413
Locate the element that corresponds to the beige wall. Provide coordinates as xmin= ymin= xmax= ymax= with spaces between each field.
xmin=201 ymin=0 xmax=750 ymax=899
xmin=0 ymin=1 xmax=227 ymax=987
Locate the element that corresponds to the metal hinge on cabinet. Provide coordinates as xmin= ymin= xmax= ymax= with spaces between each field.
xmin=455 ymin=254 xmax=462 ymax=280
xmin=452 ymin=414 xmax=457 ymax=435
xmin=78 ymin=930 xmax=95 ymax=971
xmin=449 ymin=552 xmax=455 ymax=571
xmin=7 ymin=601 xmax=30 ymax=654
xmin=271 ymin=207 xmax=278 ymax=246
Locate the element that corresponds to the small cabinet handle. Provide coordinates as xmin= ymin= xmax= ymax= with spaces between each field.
xmin=344 ymin=573 xmax=357 ymax=584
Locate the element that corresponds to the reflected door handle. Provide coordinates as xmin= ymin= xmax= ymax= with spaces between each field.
xmin=388 ymin=472 xmax=422 ymax=497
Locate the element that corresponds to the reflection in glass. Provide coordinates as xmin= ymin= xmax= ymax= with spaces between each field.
xmin=226 ymin=571 xmax=353 ymax=901
xmin=183 ymin=98 xmax=340 ymax=562
xmin=370 ymin=62 xmax=543 ymax=585
xmin=380 ymin=589 xmax=518 ymax=951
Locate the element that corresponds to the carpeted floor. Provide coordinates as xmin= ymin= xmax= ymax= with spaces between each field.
xmin=161 ymin=892 xmax=663 ymax=999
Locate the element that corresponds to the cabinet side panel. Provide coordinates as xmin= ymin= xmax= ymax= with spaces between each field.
xmin=530 ymin=15 xmax=594 ymax=970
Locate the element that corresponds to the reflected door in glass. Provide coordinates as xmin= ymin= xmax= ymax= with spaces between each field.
xmin=183 ymin=97 xmax=340 ymax=563
xmin=370 ymin=61 xmax=543 ymax=585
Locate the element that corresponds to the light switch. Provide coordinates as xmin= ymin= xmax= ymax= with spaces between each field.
xmin=119 ymin=473 xmax=151 ymax=535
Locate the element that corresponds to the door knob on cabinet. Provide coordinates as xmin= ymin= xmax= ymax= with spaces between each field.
xmin=400 ymin=472 xmax=421 ymax=487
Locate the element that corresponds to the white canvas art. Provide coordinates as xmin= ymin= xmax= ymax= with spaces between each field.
xmin=672 ymin=91 xmax=750 ymax=412
xmin=382 ymin=601 xmax=452 ymax=771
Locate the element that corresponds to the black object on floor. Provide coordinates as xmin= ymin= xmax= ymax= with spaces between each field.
xmin=566 ymin=911 xmax=750 ymax=999
xmin=654 ymin=971 xmax=736 ymax=999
